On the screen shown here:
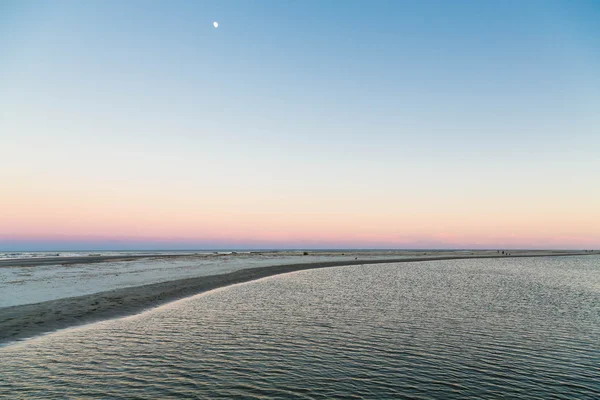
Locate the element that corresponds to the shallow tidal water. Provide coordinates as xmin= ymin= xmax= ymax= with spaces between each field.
xmin=1 ymin=256 xmax=599 ymax=399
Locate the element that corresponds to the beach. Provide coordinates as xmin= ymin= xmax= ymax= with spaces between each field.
xmin=0 ymin=250 xmax=593 ymax=345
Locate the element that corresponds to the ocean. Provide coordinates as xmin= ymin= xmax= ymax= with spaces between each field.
xmin=0 ymin=251 xmax=207 ymax=260
xmin=1 ymin=256 xmax=598 ymax=398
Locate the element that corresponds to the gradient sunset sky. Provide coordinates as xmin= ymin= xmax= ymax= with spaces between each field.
xmin=1 ymin=0 xmax=599 ymax=250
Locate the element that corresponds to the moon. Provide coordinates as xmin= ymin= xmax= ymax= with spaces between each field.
xmin=213 ymin=21 xmax=219 ymax=28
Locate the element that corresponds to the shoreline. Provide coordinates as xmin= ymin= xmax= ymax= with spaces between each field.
xmin=0 ymin=252 xmax=594 ymax=346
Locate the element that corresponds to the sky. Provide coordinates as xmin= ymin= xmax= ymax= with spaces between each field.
xmin=1 ymin=0 xmax=599 ymax=250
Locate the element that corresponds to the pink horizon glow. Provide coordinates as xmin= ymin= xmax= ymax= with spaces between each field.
xmin=3 ymin=190 xmax=599 ymax=250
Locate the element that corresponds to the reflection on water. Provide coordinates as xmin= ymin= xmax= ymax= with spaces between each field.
xmin=1 ymin=257 xmax=599 ymax=399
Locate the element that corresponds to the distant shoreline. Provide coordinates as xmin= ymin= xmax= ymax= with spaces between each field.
xmin=0 ymin=251 xmax=595 ymax=346
xmin=0 ymin=249 xmax=593 ymax=268
xmin=0 ymin=254 xmax=192 ymax=268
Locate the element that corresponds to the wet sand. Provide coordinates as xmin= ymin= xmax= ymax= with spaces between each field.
xmin=0 ymin=251 xmax=594 ymax=345
xmin=0 ymin=254 xmax=185 ymax=268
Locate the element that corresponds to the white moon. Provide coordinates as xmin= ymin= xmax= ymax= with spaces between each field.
xmin=213 ymin=21 xmax=218 ymax=28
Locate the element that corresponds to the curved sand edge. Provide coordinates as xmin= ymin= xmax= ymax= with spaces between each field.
xmin=0 ymin=253 xmax=592 ymax=345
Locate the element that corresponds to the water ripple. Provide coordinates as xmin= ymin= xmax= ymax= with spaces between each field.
xmin=1 ymin=256 xmax=599 ymax=399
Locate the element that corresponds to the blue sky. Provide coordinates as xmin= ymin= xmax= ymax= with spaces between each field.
xmin=1 ymin=1 xmax=599 ymax=250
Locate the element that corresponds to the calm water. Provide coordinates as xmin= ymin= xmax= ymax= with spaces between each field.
xmin=1 ymin=256 xmax=599 ymax=399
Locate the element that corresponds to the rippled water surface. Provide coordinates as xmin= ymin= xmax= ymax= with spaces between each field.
xmin=1 ymin=256 xmax=599 ymax=399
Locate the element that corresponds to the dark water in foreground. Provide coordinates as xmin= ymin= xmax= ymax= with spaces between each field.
xmin=1 ymin=257 xmax=599 ymax=399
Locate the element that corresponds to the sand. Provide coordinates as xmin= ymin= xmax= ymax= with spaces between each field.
xmin=0 ymin=250 xmax=595 ymax=345
xmin=1 ymin=251 xmax=444 ymax=307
